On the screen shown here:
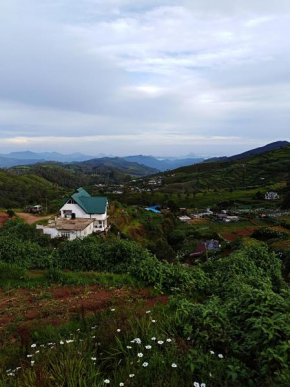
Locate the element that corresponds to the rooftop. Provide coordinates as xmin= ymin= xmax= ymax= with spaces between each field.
xmin=70 ymin=188 xmax=108 ymax=214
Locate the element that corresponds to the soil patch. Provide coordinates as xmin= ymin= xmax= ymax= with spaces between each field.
xmin=16 ymin=212 xmax=53 ymax=225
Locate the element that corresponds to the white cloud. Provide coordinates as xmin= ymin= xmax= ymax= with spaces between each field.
xmin=0 ymin=0 xmax=289 ymax=156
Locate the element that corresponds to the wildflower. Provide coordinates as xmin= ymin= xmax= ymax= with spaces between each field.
xmin=111 ymin=309 xmax=115 ymax=311
xmin=137 ymin=353 xmax=144 ymax=358
xmin=35 ymin=350 xmax=40 ymax=354
xmin=146 ymin=310 xmax=151 ymax=314
xmin=132 ymin=338 xmax=141 ymax=344
xmin=151 ymin=337 xmax=156 ymax=341
xmin=187 ymin=337 xmax=191 ymax=341
xmin=151 ymin=320 xmax=156 ymax=323
xmin=104 ymin=379 xmax=110 ymax=384
xmin=157 ymin=340 xmax=164 ymax=345
xmin=171 ymin=363 xmax=177 ymax=368
xmin=218 ymin=354 xmax=224 ymax=359
xmin=129 ymin=374 xmax=135 ymax=378
xmin=119 ymin=383 xmax=124 ymax=386
xmin=126 ymin=346 xmax=132 ymax=349
xmin=31 ymin=344 xmax=36 ymax=348
xmin=91 ymin=357 xmax=97 ymax=361
xmin=60 ymin=340 xmax=64 ymax=345
xmin=145 ymin=345 xmax=152 ymax=349
xmin=142 ymin=362 xmax=148 ymax=367
xmin=166 ymin=338 xmax=172 ymax=342
xmin=201 ymin=384 xmax=206 ymax=387
xmin=194 ymin=383 xmax=200 ymax=387
xmin=31 ymin=361 xmax=35 ymax=366
xmin=92 ymin=336 xmax=96 ymax=338
xmin=27 ymin=354 xmax=33 ymax=358
xmin=8 ymin=373 xmax=15 ymax=376
xmin=117 ymin=329 xmax=121 ymax=332
xmin=210 ymin=351 xmax=214 ymax=355
xmin=66 ymin=340 xmax=74 ymax=344
xmin=77 ymin=329 xmax=80 ymax=331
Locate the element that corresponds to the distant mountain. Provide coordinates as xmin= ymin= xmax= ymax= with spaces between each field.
xmin=0 ymin=151 xmax=95 ymax=163
xmin=205 ymin=141 xmax=290 ymax=163
xmin=124 ymin=155 xmax=204 ymax=171
xmin=75 ymin=157 xmax=158 ymax=176
xmin=0 ymin=156 xmax=45 ymax=168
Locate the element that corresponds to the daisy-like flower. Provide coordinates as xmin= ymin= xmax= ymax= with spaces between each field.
xmin=27 ymin=354 xmax=33 ymax=358
xmin=137 ymin=353 xmax=144 ymax=358
xmin=218 ymin=354 xmax=224 ymax=359
xmin=146 ymin=310 xmax=151 ymax=314
xmin=119 ymin=383 xmax=124 ymax=386
xmin=117 ymin=329 xmax=121 ymax=332
xmin=157 ymin=340 xmax=164 ymax=345
xmin=60 ymin=340 xmax=64 ymax=345
xmin=129 ymin=374 xmax=135 ymax=378
xmin=151 ymin=320 xmax=156 ymax=323
xmin=35 ymin=350 xmax=40 ymax=354
xmin=166 ymin=338 xmax=172 ymax=342
xmin=142 ymin=362 xmax=148 ymax=367
xmin=111 ymin=309 xmax=115 ymax=312
xmin=31 ymin=344 xmax=36 ymax=348
xmin=145 ymin=345 xmax=152 ymax=349
xmin=171 ymin=363 xmax=177 ymax=368
xmin=210 ymin=351 xmax=214 ymax=355
xmin=104 ymin=379 xmax=110 ymax=384
xmin=201 ymin=384 xmax=206 ymax=387
xmin=194 ymin=383 xmax=200 ymax=387
xmin=126 ymin=346 xmax=132 ymax=349
xmin=31 ymin=361 xmax=35 ymax=366
xmin=91 ymin=357 xmax=97 ymax=361
xmin=151 ymin=337 xmax=156 ymax=341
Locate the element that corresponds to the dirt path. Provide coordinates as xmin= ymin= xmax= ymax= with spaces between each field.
xmin=16 ymin=212 xmax=53 ymax=225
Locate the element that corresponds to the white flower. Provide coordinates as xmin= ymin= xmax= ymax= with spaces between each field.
xmin=111 ymin=309 xmax=115 ymax=311
xmin=194 ymin=383 xmax=200 ymax=387
xmin=31 ymin=361 xmax=35 ymax=366
xmin=166 ymin=338 xmax=172 ymax=342
xmin=137 ymin=353 xmax=144 ymax=358
xmin=157 ymin=340 xmax=164 ymax=345
xmin=129 ymin=374 xmax=135 ymax=378
xmin=151 ymin=337 xmax=156 ymax=341
xmin=146 ymin=310 xmax=151 ymax=314
xmin=210 ymin=350 xmax=214 ymax=355
xmin=92 ymin=336 xmax=96 ymax=338
xmin=142 ymin=362 xmax=148 ymax=367
xmin=66 ymin=340 xmax=74 ymax=344
xmin=171 ymin=363 xmax=177 ymax=368
xmin=119 ymin=383 xmax=124 ymax=386
xmin=35 ymin=350 xmax=40 ymax=354
xmin=201 ymin=384 xmax=206 ymax=387
xmin=218 ymin=354 xmax=224 ymax=359
xmin=151 ymin=320 xmax=156 ymax=323
xmin=31 ymin=344 xmax=36 ymax=348
xmin=187 ymin=337 xmax=191 ymax=341
xmin=91 ymin=357 xmax=97 ymax=361
xmin=27 ymin=354 xmax=33 ymax=358
xmin=104 ymin=379 xmax=110 ymax=384
xmin=126 ymin=346 xmax=132 ymax=349
xmin=60 ymin=341 xmax=64 ymax=345
xmin=145 ymin=345 xmax=152 ymax=349
xmin=117 ymin=329 xmax=121 ymax=332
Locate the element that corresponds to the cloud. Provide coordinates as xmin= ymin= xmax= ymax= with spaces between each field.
xmin=0 ymin=0 xmax=289 ymax=156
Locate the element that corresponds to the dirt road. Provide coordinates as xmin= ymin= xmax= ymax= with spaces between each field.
xmin=16 ymin=212 xmax=53 ymax=225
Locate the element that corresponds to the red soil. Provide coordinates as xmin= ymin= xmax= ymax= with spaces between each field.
xmin=0 ymin=285 xmax=168 ymax=333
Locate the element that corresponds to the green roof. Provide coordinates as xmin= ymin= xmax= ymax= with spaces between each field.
xmin=71 ymin=188 xmax=108 ymax=214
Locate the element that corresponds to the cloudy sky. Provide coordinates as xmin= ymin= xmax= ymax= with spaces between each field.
xmin=1 ymin=0 xmax=290 ymax=157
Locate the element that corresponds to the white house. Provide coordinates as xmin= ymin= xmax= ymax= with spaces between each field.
xmin=37 ymin=188 xmax=109 ymax=241
xmin=265 ymin=191 xmax=279 ymax=200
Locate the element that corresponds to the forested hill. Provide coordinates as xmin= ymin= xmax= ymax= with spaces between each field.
xmin=159 ymin=144 xmax=290 ymax=191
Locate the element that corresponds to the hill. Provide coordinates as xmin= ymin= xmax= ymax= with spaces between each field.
xmin=205 ymin=141 xmax=289 ymax=163
xmin=124 ymin=155 xmax=204 ymax=171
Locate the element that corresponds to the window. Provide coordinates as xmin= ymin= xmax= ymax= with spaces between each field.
xmin=61 ymin=232 xmax=70 ymax=239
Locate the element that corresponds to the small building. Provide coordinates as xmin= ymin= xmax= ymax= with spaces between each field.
xmin=178 ymin=215 xmax=191 ymax=223
xmin=190 ymin=239 xmax=220 ymax=257
xmin=265 ymin=191 xmax=279 ymax=200
xmin=37 ymin=188 xmax=109 ymax=240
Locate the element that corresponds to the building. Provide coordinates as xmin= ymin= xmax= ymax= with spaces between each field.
xmin=190 ymin=239 xmax=221 ymax=257
xmin=265 ymin=191 xmax=280 ymax=200
xmin=37 ymin=188 xmax=109 ymax=241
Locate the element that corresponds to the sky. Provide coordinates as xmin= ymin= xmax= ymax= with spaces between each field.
xmin=0 ymin=0 xmax=290 ymax=157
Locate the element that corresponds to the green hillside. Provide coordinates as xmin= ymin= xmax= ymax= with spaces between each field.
xmin=157 ymin=145 xmax=290 ymax=194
